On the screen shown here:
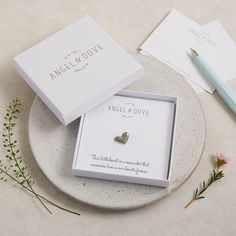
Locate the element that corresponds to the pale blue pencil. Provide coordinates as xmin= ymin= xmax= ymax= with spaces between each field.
xmin=190 ymin=48 xmax=236 ymax=115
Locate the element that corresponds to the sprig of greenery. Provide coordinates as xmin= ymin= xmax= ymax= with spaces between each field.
xmin=185 ymin=153 xmax=228 ymax=208
xmin=0 ymin=98 xmax=80 ymax=216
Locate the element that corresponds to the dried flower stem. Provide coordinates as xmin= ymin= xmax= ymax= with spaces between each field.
xmin=0 ymin=98 xmax=80 ymax=216
xmin=185 ymin=154 xmax=227 ymax=208
xmin=6 ymin=99 xmax=51 ymax=213
xmin=0 ymin=166 xmax=80 ymax=215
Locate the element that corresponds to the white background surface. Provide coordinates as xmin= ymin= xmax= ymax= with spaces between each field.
xmin=0 ymin=1 xmax=236 ymax=235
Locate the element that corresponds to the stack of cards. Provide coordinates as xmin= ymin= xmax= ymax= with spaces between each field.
xmin=140 ymin=9 xmax=236 ymax=94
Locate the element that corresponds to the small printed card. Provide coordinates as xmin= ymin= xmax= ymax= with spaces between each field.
xmin=72 ymin=91 xmax=177 ymax=187
xmin=140 ymin=9 xmax=236 ymax=93
xmin=186 ymin=20 xmax=236 ymax=94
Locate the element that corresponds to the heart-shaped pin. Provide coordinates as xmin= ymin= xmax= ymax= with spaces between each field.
xmin=114 ymin=132 xmax=129 ymax=144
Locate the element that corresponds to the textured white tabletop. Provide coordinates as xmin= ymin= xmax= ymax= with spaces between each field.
xmin=0 ymin=1 xmax=236 ymax=235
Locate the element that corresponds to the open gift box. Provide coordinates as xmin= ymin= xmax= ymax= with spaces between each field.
xmin=73 ymin=90 xmax=178 ymax=187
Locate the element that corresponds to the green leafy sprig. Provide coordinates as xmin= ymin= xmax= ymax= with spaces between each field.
xmin=185 ymin=153 xmax=228 ymax=208
xmin=0 ymin=98 xmax=80 ymax=216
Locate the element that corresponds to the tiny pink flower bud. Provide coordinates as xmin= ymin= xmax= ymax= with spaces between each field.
xmin=216 ymin=153 xmax=228 ymax=167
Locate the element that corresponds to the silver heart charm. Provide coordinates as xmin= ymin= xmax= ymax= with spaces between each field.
xmin=114 ymin=132 xmax=129 ymax=144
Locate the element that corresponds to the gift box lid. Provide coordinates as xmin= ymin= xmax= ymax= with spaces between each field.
xmin=12 ymin=16 xmax=144 ymax=125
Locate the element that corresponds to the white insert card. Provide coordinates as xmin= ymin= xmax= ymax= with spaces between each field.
xmin=73 ymin=91 xmax=177 ymax=187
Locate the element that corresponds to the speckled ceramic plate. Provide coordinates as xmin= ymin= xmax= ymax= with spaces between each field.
xmin=28 ymin=54 xmax=206 ymax=210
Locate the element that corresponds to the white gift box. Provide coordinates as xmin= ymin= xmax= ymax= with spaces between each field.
xmin=12 ymin=16 xmax=144 ymax=125
xmin=72 ymin=90 xmax=178 ymax=187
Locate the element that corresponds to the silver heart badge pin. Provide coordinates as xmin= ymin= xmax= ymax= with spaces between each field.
xmin=114 ymin=132 xmax=129 ymax=144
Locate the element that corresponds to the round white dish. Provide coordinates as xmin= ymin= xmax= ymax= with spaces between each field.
xmin=28 ymin=54 xmax=206 ymax=210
